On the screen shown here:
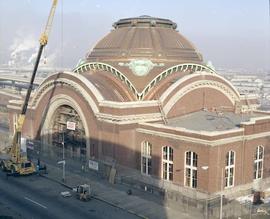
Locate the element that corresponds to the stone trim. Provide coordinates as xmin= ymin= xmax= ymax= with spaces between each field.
xmin=160 ymin=71 xmax=240 ymax=102
xmin=241 ymin=115 xmax=270 ymax=125
xmin=0 ymin=91 xmax=21 ymax=99
xmin=141 ymin=63 xmax=216 ymax=99
xmin=96 ymin=112 xmax=162 ymax=124
xmin=99 ymin=100 xmax=159 ymax=108
xmin=139 ymin=122 xmax=244 ymax=137
xmin=136 ymin=127 xmax=270 ymax=146
xmin=31 ymin=71 xmax=103 ymax=108
xmin=163 ymin=80 xmax=240 ymax=115
xmin=31 ymin=78 xmax=99 ymax=114
xmin=73 ymin=62 xmax=217 ymax=100
xmin=73 ymin=62 xmax=140 ymax=99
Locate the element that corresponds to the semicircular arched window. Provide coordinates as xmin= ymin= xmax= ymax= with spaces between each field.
xmin=185 ymin=151 xmax=198 ymax=188
xmin=141 ymin=141 xmax=152 ymax=175
xmin=225 ymin=150 xmax=235 ymax=188
xmin=162 ymin=146 xmax=173 ymax=181
xmin=254 ymin=146 xmax=264 ymax=180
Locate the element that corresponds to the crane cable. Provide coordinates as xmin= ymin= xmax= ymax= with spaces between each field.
xmin=61 ymin=0 xmax=64 ymax=68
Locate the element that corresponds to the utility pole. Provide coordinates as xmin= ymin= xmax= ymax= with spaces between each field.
xmin=57 ymin=131 xmax=65 ymax=182
xmin=220 ymin=168 xmax=224 ymax=219
xmin=62 ymin=131 xmax=65 ymax=182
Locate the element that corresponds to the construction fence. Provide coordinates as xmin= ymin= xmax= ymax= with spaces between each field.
xmin=26 ymin=139 xmax=268 ymax=219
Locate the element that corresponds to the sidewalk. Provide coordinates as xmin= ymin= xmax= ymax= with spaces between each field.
xmin=41 ymin=163 xmax=201 ymax=219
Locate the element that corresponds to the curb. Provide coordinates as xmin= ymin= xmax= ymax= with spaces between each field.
xmin=40 ymin=173 xmax=148 ymax=219
xmin=93 ymin=195 xmax=149 ymax=219
xmin=40 ymin=174 xmax=73 ymax=190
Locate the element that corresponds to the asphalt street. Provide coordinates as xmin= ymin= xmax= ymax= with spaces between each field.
xmin=0 ymin=171 xmax=141 ymax=219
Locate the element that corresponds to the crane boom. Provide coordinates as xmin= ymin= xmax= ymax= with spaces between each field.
xmin=40 ymin=0 xmax=58 ymax=46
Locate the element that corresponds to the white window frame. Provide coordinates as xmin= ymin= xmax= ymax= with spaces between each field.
xmin=162 ymin=146 xmax=173 ymax=181
xmin=225 ymin=150 xmax=235 ymax=188
xmin=254 ymin=146 xmax=264 ymax=180
xmin=184 ymin=151 xmax=198 ymax=188
xmin=141 ymin=141 xmax=152 ymax=175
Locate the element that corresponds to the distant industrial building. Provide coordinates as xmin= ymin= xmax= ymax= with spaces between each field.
xmin=7 ymin=16 xmax=270 ymax=199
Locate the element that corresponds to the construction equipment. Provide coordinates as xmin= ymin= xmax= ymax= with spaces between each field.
xmin=74 ymin=184 xmax=91 ymax=201
xmin=0 ymin=0 xmax=58 ymax=175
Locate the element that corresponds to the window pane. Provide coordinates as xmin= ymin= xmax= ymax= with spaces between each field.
xmin=186 ymin=151 xmax=191 ymax=165
xmin=142 ymin=157 xmax=146 ymax=173
xmin=192 ymin=177 xmax=197 ymax=188
xmin=169 ymin=163 xmax=173 ymax=181
xmin=148 ymin=159 xmax=152 ymax=174
xmin=193 ymin=153 xmax=198 ymax=167
xmin=148 ymin=144 xmax=152 ymax=156
xmin=226 ymin=153 xmax=229 ymax=166
xmin=142 ymin=142 xmax=146 ymax=155
xmin=254 ymin=163 xmax=257 ymax=179
xmin=192 ymin=169 xmax=197 ymax=188
xmin=163 ymin=162 xmax=167 ymax=179
xmin=163 ymin=147 xmax=167 ymax=160
xmin=169 ymin=172 xmax=173 ymax=181
xmin=230 ymin=168 xmax=234 ymax=177
xmin=230 ymin=151 xmax=234 ymax=165
xmin=186 ymin=168 xmax=191 ymax=177
xmin=258 ymin=170 xmax=262 ymax=178
xmin=225 ymin=169 xmax=229 ymax=178
xmin=259 ymin=147 xmax=263 ymax=159
xmin=186 ymin=168 xmax=191 ymax=186
xmin=169 ymin=147 xmax=173 ymax=161
xmin=169 ymin=163 xmax=173 ymax=172
xmin=186 ymin=168 xmax=191 ymax=187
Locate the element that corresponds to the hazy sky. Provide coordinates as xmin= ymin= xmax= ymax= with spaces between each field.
xmin=0 ymin=0 xmax=269 ymax=72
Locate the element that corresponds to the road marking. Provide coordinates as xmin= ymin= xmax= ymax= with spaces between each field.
xmin=24 ymin=197 xmax=48 ymax=209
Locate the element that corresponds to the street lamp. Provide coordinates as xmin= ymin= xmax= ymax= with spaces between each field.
xmin=201 ymin=165 xmax=224 ymax=219
xmin=62 ymin=131 xmax=65 ymax=182
xmin=220 ymin=168 xmax=224 ymax=219
xmin=57 ymin=131 xmax=65 ymax=182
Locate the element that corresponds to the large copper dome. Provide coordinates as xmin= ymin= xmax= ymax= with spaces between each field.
xmin=74 ymin=16 xmax=211 ymax=100
xmin=87 ymin=15 xmax=203 ymax=63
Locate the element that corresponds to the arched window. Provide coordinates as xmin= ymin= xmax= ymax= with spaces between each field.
xmin=185 ymin=151 xmax=198 ymax=188
xmin=141 ymin=141 xmax=152 ymax=175
xmin=162 ymin=146 xmax=173 ymax=181
xmin=225 ymin=150 xmax=235 ymax=188
xmin=254 ymin=146 xmax=264 ymax=180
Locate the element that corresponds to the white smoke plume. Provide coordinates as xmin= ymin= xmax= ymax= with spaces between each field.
xmin=8 ymin=33 xmax=38 ymax=67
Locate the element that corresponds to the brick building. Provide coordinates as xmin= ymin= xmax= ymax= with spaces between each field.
xmin=8 ymin=16 xmax=270 ymax=198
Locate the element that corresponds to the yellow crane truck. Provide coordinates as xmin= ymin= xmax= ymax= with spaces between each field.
xmin=0 ymin=0 xmax=58 ymax=175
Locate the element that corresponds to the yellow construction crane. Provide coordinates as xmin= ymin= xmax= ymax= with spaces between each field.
xmin=0 ymin=0 xmax=58 ymax=175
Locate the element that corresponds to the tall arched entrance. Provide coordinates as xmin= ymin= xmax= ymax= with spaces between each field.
xmin=50 ymin=105 xmax=86 ymax=159
xmin=40 ymin=95 xmax=90 ymax=160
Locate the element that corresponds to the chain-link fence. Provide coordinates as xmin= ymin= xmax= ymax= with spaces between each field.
xmin=26 ymin=139 xmax=115 ymax=180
